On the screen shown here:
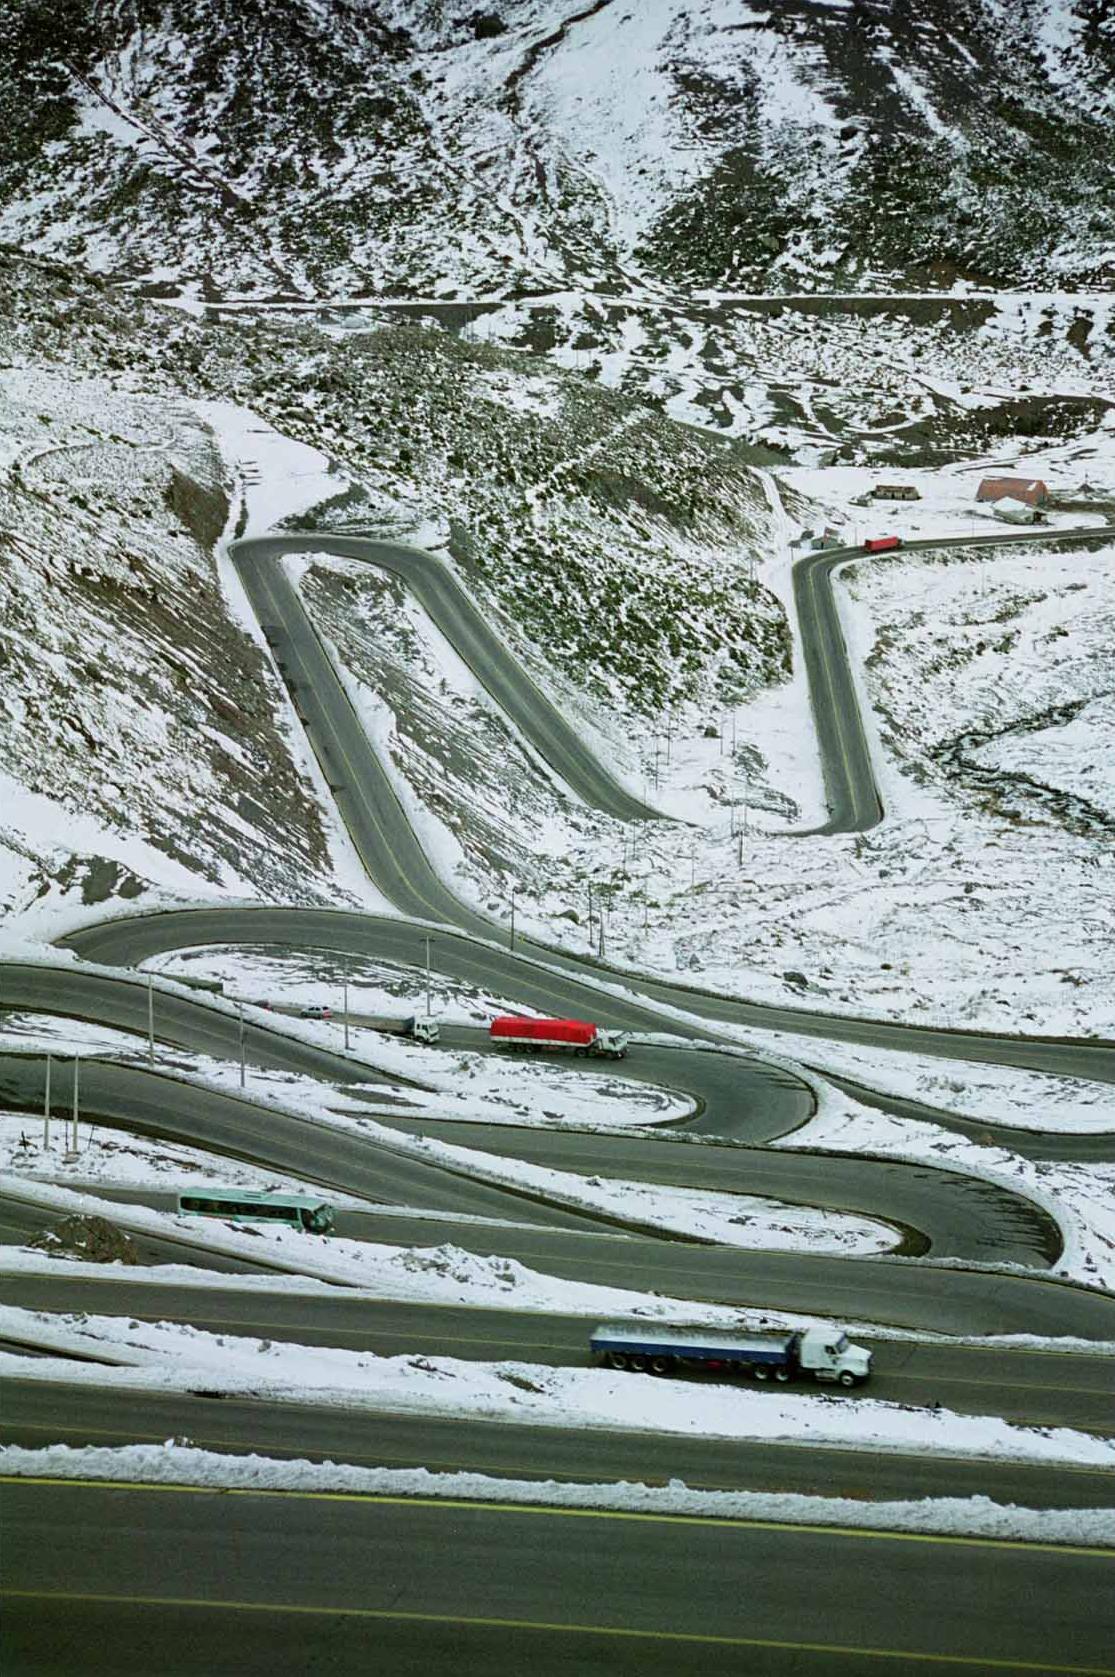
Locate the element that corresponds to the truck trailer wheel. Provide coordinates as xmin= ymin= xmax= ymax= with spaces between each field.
xmin=605 ymin=1352 xmax=628 ymax=1371
xmin=628 ymin=1354 xmax=648 ymax=1373
xmin=774 ymin=1369 xmax=791 ymax=1383
xmin=649 ymin=1356 xmax=675 ymax=1376
xmin=752 ymin=1366 xmax=769 ymax=1381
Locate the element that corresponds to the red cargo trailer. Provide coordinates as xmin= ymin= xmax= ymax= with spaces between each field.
xmin=488 ymin=1016 xmax=630 ymax=1059
xmin=863 ymin=535 xmax=901 ymax=552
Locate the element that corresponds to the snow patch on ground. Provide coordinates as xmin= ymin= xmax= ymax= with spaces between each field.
xmin=3 ymin=1443 xmax=1111 ymax=1544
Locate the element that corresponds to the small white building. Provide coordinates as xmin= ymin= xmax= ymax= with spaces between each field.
xmin=992 ymin=496 xmax=1040 ymax=525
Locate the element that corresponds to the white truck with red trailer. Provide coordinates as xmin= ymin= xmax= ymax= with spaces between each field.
xmin=589 ymin=1322 xmax=872 ymax=1387
xmin=489 ymin=1016 xmax=630 ymax=1060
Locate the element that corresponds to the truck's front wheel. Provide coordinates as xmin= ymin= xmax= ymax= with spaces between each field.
xmin=838 ymin=1371 xmax=857 ymax=1388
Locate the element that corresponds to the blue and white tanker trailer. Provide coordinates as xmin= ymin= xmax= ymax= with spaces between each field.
xmin=589 ymin=1322 xmax=872 ymax=1387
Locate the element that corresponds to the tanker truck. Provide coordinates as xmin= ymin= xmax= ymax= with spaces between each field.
xmin=589 ymin=1322 xmax=872 ymax=1387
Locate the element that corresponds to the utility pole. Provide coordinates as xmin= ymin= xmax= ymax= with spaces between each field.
xmin=147 ymin=973 xmax=155 ymax=1068
xmin=43 ymin=1054 xmax=51 ymax=1151
xmin=342 ymin=956 xmax=350 ymax=1052
xmin=587 ymin=881 xmax=594 ymax=948
xmin=509 ymin=887 xmax=516 ymax=951
xmin=598 ymin=908 xmax=606 ymax=960
xmin=743 ymin=771 xmax=749 ymax=837
xmin=425 ymin=936 xmax=432 ymax=1017
xmin=238 ymin=1003 xmax=246 ymax=1089
xmin=653 ymin=736 xmax=660 ymax=789
xmin=666 ymin=709 xmax=673 ymax=764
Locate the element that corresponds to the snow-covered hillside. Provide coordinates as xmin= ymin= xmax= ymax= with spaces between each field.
xmin=0 ymin=248 xmax=794 ymax=939
xmin=2 ymin=0 xmax=1113 ymax=299
xmin=0 ymin=362 xmax=348 ymax=935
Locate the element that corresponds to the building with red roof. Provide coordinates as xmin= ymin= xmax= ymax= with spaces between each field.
xmin=976 ymin=477 xmax=1048 ymax=506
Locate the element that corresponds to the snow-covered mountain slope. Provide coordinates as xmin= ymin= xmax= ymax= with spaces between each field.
xmin=0 ymin=361 xmax=347 ymax=934
xmin=2 ymin=0 xmax=1112 ymax=299
xmin=0 ymin=247 xmax=795 ymax=937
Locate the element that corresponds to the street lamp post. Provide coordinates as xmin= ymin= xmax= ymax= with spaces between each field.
xmin=43 ymin=1054 xmax=51 ymax=1151
xmin=342 ymin=956 xmax=350 ymax=1052
xmin=425 ymin=936 xmax=433 ymax=1017
xmin=70 ymin=1057 xmax=80 ymax=1156
xmin=509 ymin=888 xmax=516 ymax=951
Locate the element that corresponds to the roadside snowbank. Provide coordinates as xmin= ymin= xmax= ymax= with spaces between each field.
xmin=2 ymin=1443 xmax=1111 ymax=1545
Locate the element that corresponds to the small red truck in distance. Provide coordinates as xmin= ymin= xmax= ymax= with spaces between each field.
xmin=863 ymin=535 xmax=901 ymax=552
xmin=489 ymin=1016 xmax=630 ymax=1060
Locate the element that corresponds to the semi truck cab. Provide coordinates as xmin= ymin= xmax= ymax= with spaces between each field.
xmin=798 ymin=1328 xmax=872 ymax=1384
xmin=594 ymin=1029 xmax=630 ymax=1059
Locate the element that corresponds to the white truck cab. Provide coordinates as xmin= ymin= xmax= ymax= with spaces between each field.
xmin=797 ymin=1328 xmax=872 ymax=1386
xmin=406 ymin=1015 xmax=441 ymax=1045
xmin=595 ymin=1029 xmax=630 ymax=1059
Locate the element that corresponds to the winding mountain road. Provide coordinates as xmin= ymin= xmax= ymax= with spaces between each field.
xmin=5 ymin=512 xmax=1114 ymax=1674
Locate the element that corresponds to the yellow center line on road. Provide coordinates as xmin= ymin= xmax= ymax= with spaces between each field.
xmin=2 ymin=1588 xmax=1113 ymax=1672
xmin=5 ymin=1475 xmax=1115 ymax=1555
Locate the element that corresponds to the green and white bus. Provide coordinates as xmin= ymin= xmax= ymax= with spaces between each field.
xmin=177 ymin=1190 xmax=335 ymax=1234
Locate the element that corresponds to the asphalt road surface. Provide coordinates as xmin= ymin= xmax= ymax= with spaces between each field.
xmin=3 ymin=1479 xmax=1113 ymax=1677
xmin=59 ymin=907 xmax=1115 ymax=1085
xmin=4 ymin=1378 xmax=1112 ymax=1508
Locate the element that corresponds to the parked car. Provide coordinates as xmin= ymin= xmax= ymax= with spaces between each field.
xmin=299 ymin=1004 xmax=332 ymax=1020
